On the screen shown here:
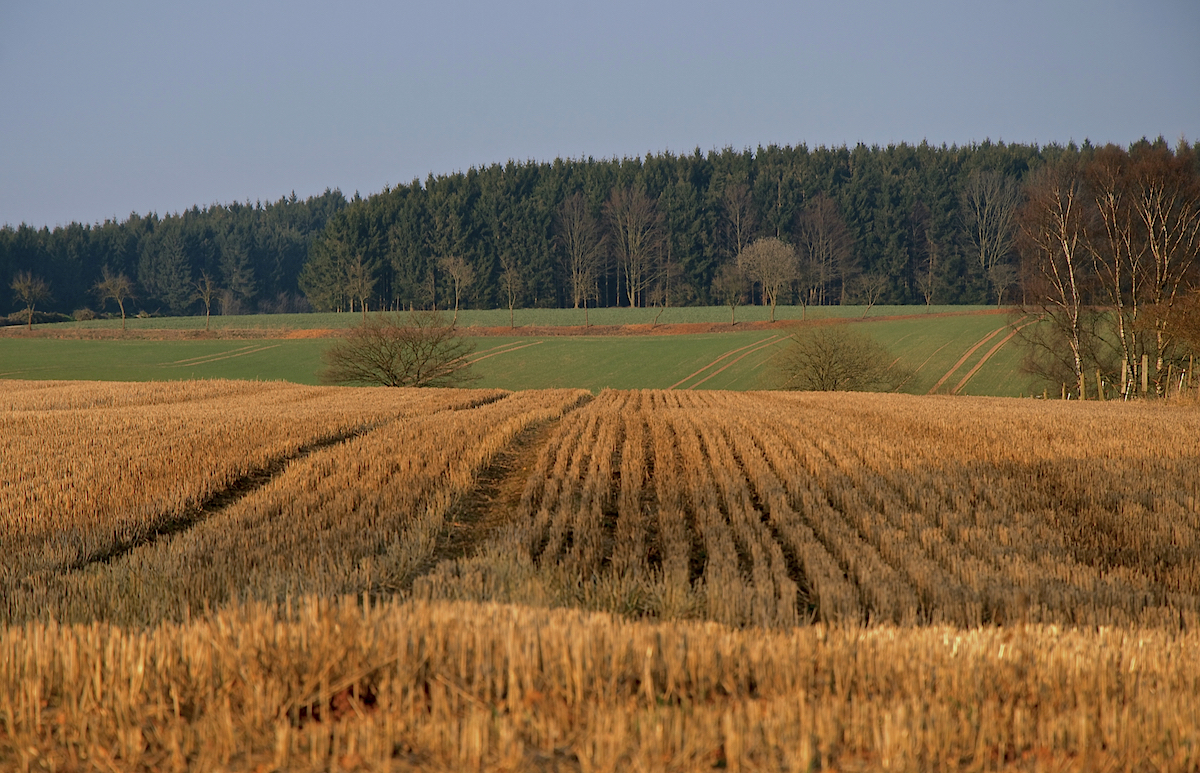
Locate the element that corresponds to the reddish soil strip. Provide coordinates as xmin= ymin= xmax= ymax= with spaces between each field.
xmin=466 ymin=340 xmax=544 ymax=365
xmin=687 ymin=336 xmax=784 ymax=390
xmin=668 ymin=336 xmax=779 ymax=390
xmin=163 ymin=344 xmax=281 ymax=368
xmin=950 ymin=319 xmax=1034 ymax=395
xmin=927 ymin=326 xmax=1008 ymax=395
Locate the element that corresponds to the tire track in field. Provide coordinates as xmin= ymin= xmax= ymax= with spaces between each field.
xmin=168 ymin=343 xmax=264 ymax=365
xmin=423 ymin=392 xmax=593 ymax=570
xmin=927 ymin=326 xmax=1008 ymax=394
xmin=466 ymin=340 xmax=544 ymax=364
xmin=163 ymin=344 xmax=281 ymax=368
xmin=669 ymin=335 xmax=780 ymax=390
xmin=950 ymin=318 xmax=1034 ymax=395
xmin=686 ymin=336 xmax=784 ymax=389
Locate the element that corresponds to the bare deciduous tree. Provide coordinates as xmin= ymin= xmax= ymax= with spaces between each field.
xmin=321 ymin=310 xmax=477 ymax=387
xmin=604 ymin=187 xmax=662 ymax=308
xmin=345 ymin=255 xmax=378 ymax=321
xmin=499 ymin=255 xmax=524 ymax=329
xmin=192 ymin=271 xmax=219 ymax=331
xmin=852 ymin=271 xmax=888 ymax=317
xmin=1018 ymin=160 xmax=1090 ymax=399
xmin=1129 ymin=142 xmax=1200 ymax=382
xmin=772 ymin=326 xmax=909 ymax=391
xmin=94 ymin=268 xmax=135 ymax=331
xmin=737 ymin=237 xmax=797 ymax=322
xmin=437 ymin=256 xmax=474 ymax=325
xmin=909 ymin=201 xmax=938 ymax=309
xmin=721 ymin=180 xmax=757 ymax=258
xmin=796 ymin=195 xmax=856 ymax=306
xmin=986 ymin=263 xmax=1018 ymax=307
xmin=556 ymin=193 xmax=605 ymax=312
xmin=11 ymin=271 xmax=51 ymax=330
xmin=711 ymin=263 xmax=748 ymax=324
xmin=961 ymin=169 xmax=1020 ymax=304
xmin=1083 ymin=144 xmax=1145 ymax=388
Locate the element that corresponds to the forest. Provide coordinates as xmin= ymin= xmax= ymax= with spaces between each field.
xmin=3 ymin=139 xmax=1197 ymax=320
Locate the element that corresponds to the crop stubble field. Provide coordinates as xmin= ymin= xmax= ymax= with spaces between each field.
xmin=2 ymin=380 xmax=1199 ymax=771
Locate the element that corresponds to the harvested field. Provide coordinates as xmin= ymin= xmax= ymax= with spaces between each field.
xmin=5 ymin=598 xmax=1200 ymax=772
xmin=423 ymin=390 xmax=1200 ymax=628
xmin=2 ymin=380 xmax=1199 ymax=770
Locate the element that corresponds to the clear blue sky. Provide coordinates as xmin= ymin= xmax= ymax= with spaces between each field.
xmin=3 ymin=0 xmax=1197 ymax=229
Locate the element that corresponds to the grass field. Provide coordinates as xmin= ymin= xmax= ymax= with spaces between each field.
xmin=1 ymin=306 xmax=1042 ymax=395
xmin=33 ymin=303 xmax=995 ymax=332
xmin=3 ymin=380 xmax=1199 ymax=770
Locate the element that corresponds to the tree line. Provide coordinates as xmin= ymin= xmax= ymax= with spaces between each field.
xmin=4 ymin=140 xmax=1198 ymax=326
xmin=296 ymin=140 xmax=1059 ymax=315
xmin=1 ymin=190 xmax=347 ymax=320
xmin=1016 ymin=141 xmax=1200 ymax=398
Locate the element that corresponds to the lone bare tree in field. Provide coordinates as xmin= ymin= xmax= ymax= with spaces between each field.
xmin=737 ymin=237 xmax=797 ymax=322
xmin=322 ymin=310 xmax=477 ymax=387
xmin=499 ymin=254 xmax=524 ymax=328
xmin=961 ymin=169 xmax=1020 ymax=305
xmin=11 ymin=271 xmax=51 ymax=330
xmin=556 ymin=193 xmax=605 ymax=312
xmin=94 ymin=268 xmax=135 ymax=330
xmin=437 ymin=255 xmax=474 ymax=325
xmin=604 ymin=186 xmax=662 ymax=308
xmin=852 ymin=271 xmax=888 ymax=317
xmin=711 ymin=263 xmax=748 ymax=324
xmin=192 ymin=272 xmax=219 ymax=331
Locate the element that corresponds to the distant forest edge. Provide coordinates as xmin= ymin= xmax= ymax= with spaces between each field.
xmin=4 ymin=138 xmax=1198 ymax=320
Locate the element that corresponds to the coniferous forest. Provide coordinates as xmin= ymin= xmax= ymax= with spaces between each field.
xmin=3 ymin=139 xmax=1196 ymax=320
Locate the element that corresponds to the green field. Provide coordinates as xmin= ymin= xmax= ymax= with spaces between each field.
xmin=39 ymin=304 xmax=993 ymax=332
xmin=0 ymin=306 xmax=1039 ymax=395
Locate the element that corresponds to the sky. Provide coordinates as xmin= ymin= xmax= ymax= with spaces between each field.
xmin=2 ymin=0 xmax=1198 ymax=229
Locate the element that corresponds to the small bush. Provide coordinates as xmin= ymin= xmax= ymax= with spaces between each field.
xmin=322 ymin=310 xmax=478 ymax=387
xmin=770 ymin=325 xmax=910 ymax=391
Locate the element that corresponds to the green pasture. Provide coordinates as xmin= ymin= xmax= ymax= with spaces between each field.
xmin=39 ymin=304 xmax=994 ymax=333
xmin=0 ymin=339 xmax=329 ymax=384
xmin=0 ymin=306 xmax=1037 ymax=395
